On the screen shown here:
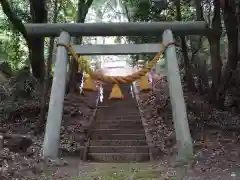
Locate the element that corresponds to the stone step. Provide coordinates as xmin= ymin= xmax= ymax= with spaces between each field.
xmin=98 ymin=105 xmax=138 ymax=110
xmin=93 ymin=122 xmax=143 ymax=129
xmin=100 ymin=102 xmax=137 ymax=106
xmin=64 ymin=96 xmax=88 ymax=101
xmin=100 ymin=98 xmax=136 ymax=102
xmin=64 ymin=101 xmax=82 ymax=106
xmin=97 ymin=108 xmax=139 ymax=112
xmin=96 ymin=119 xmax=142 ymax=123
xmin=98 ymin=100 xmax=138 ymax=104
xmin=90 ymin=140 xmax=148 ymax=146
xmin=91 ymin=129 xmax=145 ymax=134
xmin=100 ymin=100 xmax=137 ymax=104
xmin=97 ymin=110 xmax=140 ymax=116
xmin=101 ymin=92 xmax=134 ymax=96
xmin=95 ymin=120 xmax=143 ymax=127
xmin=98 ymin=103 xmax=138 ymax=111
xmin=87 ymin=153 xmax=150 ymax=162
xmin=96 ymin=115 xmax=141 ymax=121
xmin=91 ymin=133 xmax=146 ymax=140
xmin=100 ymin=95 xmax=135 ymax=99
xmin=86 ymin=146 xmax=149 ymax=153
xmin=96 ymin=115 xmax=142 ymax=123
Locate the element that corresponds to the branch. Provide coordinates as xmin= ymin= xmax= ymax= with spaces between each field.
xmin=123 ymin=4 xmax=131 ymax=22
xmin=86 ymin=0 xmax=94 ymax=8
xmin=0 ymin=0 xmax=29 ymax=41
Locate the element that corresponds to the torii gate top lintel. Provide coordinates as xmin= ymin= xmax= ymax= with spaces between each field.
xmin=24 ymin=21 xmax=208 ymax=37
xmin=24 ymin=21 xmax=208 ymax=55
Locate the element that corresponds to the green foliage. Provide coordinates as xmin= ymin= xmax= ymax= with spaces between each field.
xmin=60 ymin=0 xmax=77 ymax=22
xmin=0 ymin=17 xmax=9 ymax=62
xmin=0 ymin=0 xmax=226 ymax=94
xmin=5 ymin=31 xmax=28 ymax=70
xmin=1 ymin=0 xmax=199 ymax=73
xmin=0 ymin=0 xmax=79 ymax=72
xmin=9 ymin=0 xmax=31 ymax=22
xmin=0 ymin=3 xmax=28 ymax=71
xmin=91 ymin=0 xmax=108 ymax=9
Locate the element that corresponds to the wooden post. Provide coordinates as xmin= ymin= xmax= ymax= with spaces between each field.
xmin=162 ymin=29 xmax=193 ymax=160
xmin=43 ymin=31 xmax=71 ymax=158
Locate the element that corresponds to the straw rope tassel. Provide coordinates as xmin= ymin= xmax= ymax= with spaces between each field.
xmin=139 ymin=75 xmax=151 ymax=92
xmin=82 ymin=74 xmax=96 ymax=92
xmin=109 ymin=84 xmax=124 ymax=100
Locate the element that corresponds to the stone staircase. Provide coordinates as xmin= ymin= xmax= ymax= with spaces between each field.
xmin=85 ymin=84 xmax=150 ymax=162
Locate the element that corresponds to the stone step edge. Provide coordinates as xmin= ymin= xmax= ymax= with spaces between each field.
xmin=96 ymin=116 xmax=141 ymax=118
xmin=88 ymin=152 xmax=150 ymax=154
xmin=96 ymin=114 xmax=140 ymax=117
xmin=92 ymin=133 xmax=146 ymax=136
xmin=87 ymin=152 xmax=150 ymax=157
xmin=89 ymin=140 xmax=148 ymax=146
xmin=87 ymin=152 xmax=150 ymax=162
xmin=91 ymin=129 xmax=145 ymax=131
xmin=84 ymin=145 xmax=149 ymax=148
xmin=93 ymin=123 xmax=143 ymax=126
xmin=96 ymin=119 xmax=142 ymax=122
xmin=90 ymin=140 xmax=147 ymax=142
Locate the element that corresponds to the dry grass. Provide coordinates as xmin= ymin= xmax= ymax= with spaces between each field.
xmin=39 ymin=162 xmax=177 ymax=180
xmin=73 ymin=162 xmax=176 ymax=180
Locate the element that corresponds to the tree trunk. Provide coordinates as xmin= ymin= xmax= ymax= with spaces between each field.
xmin=35 ymin=37 xmax=55 ymax=135
xmin=175 ymin=0 xmax=196 ymax=92
xmin=28 ymin=0 xmax=48 ymax=82
xmin=208 ymin=0 xmax=223 ymax=107
xmin=28 ymin=38 xmax=45 ymax=81
xmin=68 ymin=0 xmax=94 ymax=93
xmin=217 ymin=0 xmax=238 ymax=108
xmin=35 ymin=0 xmax=62 ymax=135
xmin=191 ymin=0 xmax=209 ymax=94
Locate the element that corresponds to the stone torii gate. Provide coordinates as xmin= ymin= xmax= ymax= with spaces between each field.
xmin=24 ymin=21 xmax=208 ymax=161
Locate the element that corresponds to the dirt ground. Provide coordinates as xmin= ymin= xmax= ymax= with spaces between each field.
xmin=0 ymin=125 xmax=233 ymax=180
xmin=29 ymin=127 xmax=239 ymax=180
xmin=1 ymin=83 xmax=240 ymax=179
xmin=1 ymin=124 xmax=240 ymax=179
xmin=2 ymin=102 xmax=240 ymax=179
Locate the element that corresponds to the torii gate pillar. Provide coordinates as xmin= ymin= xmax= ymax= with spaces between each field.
xmin=43 ymin=31 xmax=70 ymax=158
xmin=163 ymin=30 xmax=193 ymax=160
